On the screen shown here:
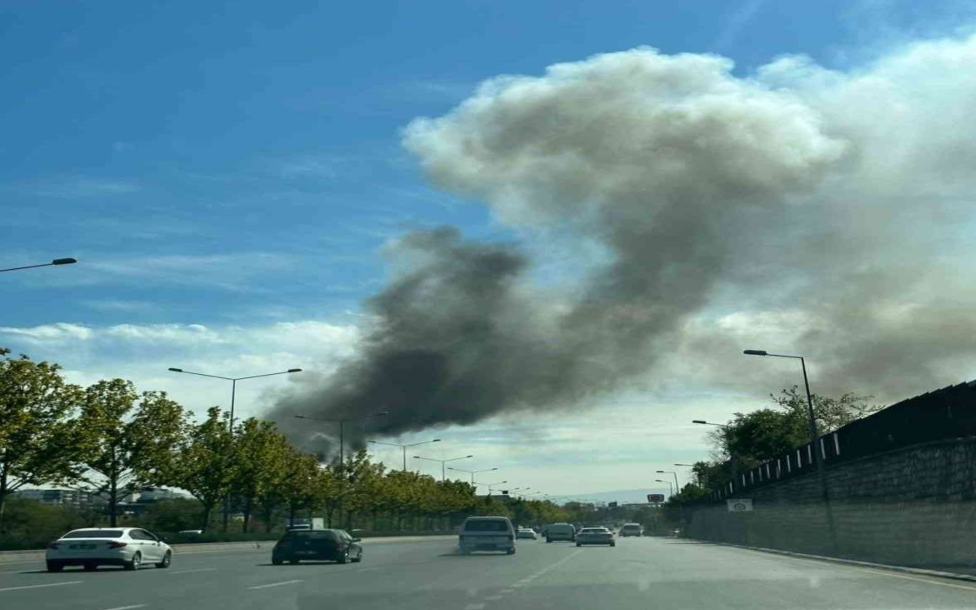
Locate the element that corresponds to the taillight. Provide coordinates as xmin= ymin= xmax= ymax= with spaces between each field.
xmin=48 ymin=543 xmax=60 ymax=550
xmin=108 ymin=542 xmax=127 ymax=549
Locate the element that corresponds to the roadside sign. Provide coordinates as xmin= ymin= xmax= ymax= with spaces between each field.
xmin=727 ymin=499 xmax=753 ymax=512
xmin=647 ymin=494 xmax=665 ymax=503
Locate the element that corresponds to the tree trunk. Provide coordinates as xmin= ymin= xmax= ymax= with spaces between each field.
xmin=109 ymin=457 xmax=118 ymax=527
xmin=242 ymin=497 xmax=253 ymax=533
xmin=0 ymin=469 xmax=8 ymax=535
xmin=201 ymin=504 xmax=213 ymax=530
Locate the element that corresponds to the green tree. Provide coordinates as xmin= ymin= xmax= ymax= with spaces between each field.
xmin=171 ymin=407 xmax=234 ymax=530
xmin=230 ymin=418 xmax=292 ymax=532
xmin=76 ymin=380 xmax=189 ymax=526
xmin=0 ymin=349 xmax=83 ymax=533
xmin=277 ymin=451 xmax=325 ymax=526
xmin=137 ymin=498 xmax=201 ymax=533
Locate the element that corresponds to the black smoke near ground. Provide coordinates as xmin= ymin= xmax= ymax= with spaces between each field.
xmin=269 ymin=39 xmax=976 ymax=452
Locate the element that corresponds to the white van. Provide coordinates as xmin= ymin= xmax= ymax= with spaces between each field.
xmin=459 ymin=516 xmax=516 ymax=554
xmin=545 ymin=522 xmax=576 ymax=543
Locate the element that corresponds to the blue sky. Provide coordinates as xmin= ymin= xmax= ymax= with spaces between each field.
xmin=3 ymin=0 xmax=975 ymax=496
xmin=1 ymin=0 xmax=944 ymax=327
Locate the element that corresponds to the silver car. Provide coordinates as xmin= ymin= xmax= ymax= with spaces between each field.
xmin=46 ymin=527 xmax=173 ymax=571
xmin=575 ymin=527 xmax=615 ymax=547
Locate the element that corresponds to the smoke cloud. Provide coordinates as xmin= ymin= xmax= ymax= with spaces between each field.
xmin=269 ymin=36 xmax=976 ymax=451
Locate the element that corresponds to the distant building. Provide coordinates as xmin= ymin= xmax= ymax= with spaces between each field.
xmin=135 ymin=487 xmax=185 ymax=502
xmin=13 ymin=489 xmax=106 ymax=508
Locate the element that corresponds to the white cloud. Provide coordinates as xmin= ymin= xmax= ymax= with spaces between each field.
xmin=0 ymin=323 xmax=94 ymax=342
xmin=0 ymin=320 xmax=361 ymax=422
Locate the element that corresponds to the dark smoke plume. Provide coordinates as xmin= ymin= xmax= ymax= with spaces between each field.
xmin=270 ymin=39 xmax=976 ymax=451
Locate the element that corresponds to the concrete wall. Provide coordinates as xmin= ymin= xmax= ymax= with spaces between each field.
xmin=685 ymin=437 xmax=976 ymax=568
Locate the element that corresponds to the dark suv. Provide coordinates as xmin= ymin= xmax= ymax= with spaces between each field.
xmin=271 ymin=529 xmax=363 ymax=565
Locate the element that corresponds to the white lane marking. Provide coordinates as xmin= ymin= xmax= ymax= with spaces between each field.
xmin=532 ymin=549 xmax=584 ymax=579
xmin=485 ymin=595 xmax=503 ymax=601
xmin=499 ymin=588 xmax=515 ymax=594
xmin=464 ymin=604 xmax=486 ymax=610
xmin=849 ymin=567 xmax=976 ymax=592
xmin=0 ymin=581 xmax=82 ymax=593
xmin=103 ymin=605 xmax=147 ymax=610
xmin=511 ymin=583 xmax=525 ymax=588
xmin=167 ymin=568 xmax=217 ymax=575
xmin=247 ymin=579 xmax=304 ymax=590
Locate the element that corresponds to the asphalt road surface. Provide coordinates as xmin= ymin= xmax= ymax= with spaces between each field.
xmin=2 ymin=535 xmax=976 ymax=610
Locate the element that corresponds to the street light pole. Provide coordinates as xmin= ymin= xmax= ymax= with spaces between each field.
xmin=657 ymin=470 xmax=680 ymax=494
xmin=744 ymin=349 xmax=837 ymax=552
xmin=0 ymin=257 xmax=77 ymax=273
xmin=168 ymin=366 xmax=303 ymax=531
xmin=169 ymin=367 xmax=303 ymax=432
xmin=294 ymin=412 xmax=389 ymax=528
xmin=414 ymin=454 xmax=474 ymax=482
xmin=478 ymin=480 xmax=507 ymax=495
xmin=448 ymin=466 xmax=498 ymax=485
xmin=655 ymin=479 xmax=674 ymax=497
xmin=368 ymin=438 xmax=441 ymax=471
xmin=693 ymin=419 xmax=740 ymax=487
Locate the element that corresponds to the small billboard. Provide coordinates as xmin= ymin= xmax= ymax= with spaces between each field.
xmin=647 ymin=493 xmax=665 ymax=503
xmin=727 ymin=499 xmax=753 ymax=512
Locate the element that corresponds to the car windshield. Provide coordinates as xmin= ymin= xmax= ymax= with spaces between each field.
xmin=5 ymin=3 xmax=973 ymax=609
xmin=62 ymin=530 xmax=123 ymax=539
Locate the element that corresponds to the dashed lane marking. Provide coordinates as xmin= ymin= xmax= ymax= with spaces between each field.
xmin=103 ymin=605 xmax=147 ymax=610
xmin=0 ymin=581 xmax=82 ymax=593
xmin=247 ymin=579 xmax=304 ymax=590
xmin=464 ymin=604 xmax=486 ymax=610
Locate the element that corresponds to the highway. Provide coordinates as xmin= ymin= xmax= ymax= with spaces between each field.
xmin=2 ymin=535 xmax=976 ymax=609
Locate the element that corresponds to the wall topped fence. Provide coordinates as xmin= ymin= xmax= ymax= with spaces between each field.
xmin=700 ymin=379 xmax=976 ymax=503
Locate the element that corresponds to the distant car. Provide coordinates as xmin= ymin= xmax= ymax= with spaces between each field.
xmin=458 ymin=516 xmax=516 ymax=555
xmin=545 ymin=522 xmax=576 ymax=543
xmin=178 ymin=529 xmax=203 ymax=535
xmin=517 ymin=527 xmax=537 ymax=540
xmin=46 ymin=527 xmax=172 ymax=572
xmin=619 ymin=523 xmax=643 ymax=537
xmin=272 ymin=529 xmax=362 ymax=565
xmin=576 ymin=527 xmax=615 ymax=547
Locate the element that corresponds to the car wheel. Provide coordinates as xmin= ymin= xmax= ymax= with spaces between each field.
xmin=546 ymin=537 xmax=551 ymax=543
xmin=338 ymin=550 xmax=349 ymax=564
xmin=610 ymin=542 xmax=616 ymax=547
xmin=351 ymin=550 xmax=363 ymax=563
xmin=506 ymin=548 xmax=516 ymax=555
xmin=289 ymin=559 xmax=300 ymax=565
xmin=124 ymin=552 xmax=142 ymax=571
xmin=272 ymin=557 xmax=283 ymax=566
xmin=576 ymin=543 xmax=581 ymax=547
xmin=83 ymin=563 xmax=97 ymax=571
xmin=46 ymin=561 xmax=63 ymax=573
xmin=155 ymin=551 xmax=172 ymax=569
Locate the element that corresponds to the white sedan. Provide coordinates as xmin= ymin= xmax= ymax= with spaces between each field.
xmin=46 ymin=527 xmax=172 ymax=572
xmin=516 ymin=527 xmax=538 ymax=540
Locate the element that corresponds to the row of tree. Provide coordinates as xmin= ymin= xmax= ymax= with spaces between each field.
xmin=0 ymin=349 xmax=572 ymax=536
xmin=663 ymin=387 xmax=881 ymax=507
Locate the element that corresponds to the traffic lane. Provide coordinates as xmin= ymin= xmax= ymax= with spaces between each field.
xmin=0 ymin=537 xmax=461 ymax=609
xmin=471 ymin=536 xmax=976 ymax=610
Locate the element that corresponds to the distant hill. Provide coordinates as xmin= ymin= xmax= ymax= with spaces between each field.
xmin=554 ymin=488 xmax=672 ymax=505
